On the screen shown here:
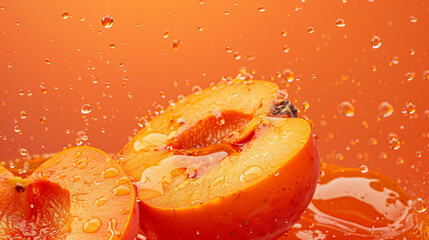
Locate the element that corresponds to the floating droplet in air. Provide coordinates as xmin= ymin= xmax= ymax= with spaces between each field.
xmin=102 ymin=15 xmax=113 ymax=28
xmin=81 ymin=104 xmax=92 ymax=114
xmin=378 ymin=102 xmax=393 ymax=117
xmin=339 ymin=101 xmax=355 ymax=117
xmin=371 ymin=36 xmax=382 ymax=49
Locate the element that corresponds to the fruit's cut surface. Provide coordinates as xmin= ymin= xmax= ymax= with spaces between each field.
xmin=118 ymin=80 xmax=320 ymax=239
xmin=0 ymin=146 xmax=138 ymax=240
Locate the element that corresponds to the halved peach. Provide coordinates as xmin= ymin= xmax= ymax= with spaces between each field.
xmin=118 ymin=80 xmax=320 ymax=239
xmin=0 ymin=146 xmax=138 ymax=240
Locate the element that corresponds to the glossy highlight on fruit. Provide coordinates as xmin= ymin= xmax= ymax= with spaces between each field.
xmin=117 ymin=80 xmax=320 ymax=239
xmin=0 ymin=146 xmax=138 ymax=240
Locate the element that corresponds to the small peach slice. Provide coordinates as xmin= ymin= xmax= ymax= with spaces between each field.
xmin=0 ymin=146 xmax=138 ymax=240
xmin=118 ymin=79 xmax=319 ymax=240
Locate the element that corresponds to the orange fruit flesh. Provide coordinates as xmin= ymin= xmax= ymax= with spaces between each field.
xmin=0 ymin=147 xmax=138 ymax=240
xmin=139 ymin=117 xmax=313 ymax=208
xmin=117 ymin=80 xmax=280 ymax=181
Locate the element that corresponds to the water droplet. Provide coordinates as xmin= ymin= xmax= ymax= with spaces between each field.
xmin=19 ymin=148 xmax=28 ymax=156
xmin=109 ymin=43 xmax=116 ymax=50
xmin=73 ymin=158 xmax=88 ymax=169
xmin=423 ymin=110 xmax=429 ymax=119
xmin=61 ymin=12 xmax=69 ymax=19
xmin=197 ymin=25 xmax=204 ymax=31
xmin=71 ymin=175 xmax=81 ymax=183
xmin=371 ymin=36 xmax=382 ymax=49
xmin=405 ymin=72 xmax=415 ymax=81
xmin=336 ymin=19 xmax=345 ymax=27
xmin=257 ymin=6 xmax=266 ymax=12
xmin=116 ymin=176 xmax=130 ymax=185
xmin=172 ymin=40 xmax=181 ymax=50
xmin=413 ymin=198 xmax=427 ymax=213
xmin=94 ymin=196 xmax=109 ymax=207
xmin=20 ymin=111 xmax=27 ymax=119
xmin=338 ymin=101 xmax=355 ymax=117
xmin=14 ymin=125 xmax=21 ymax=133
xmin=368 ymin=138 xmax=377 ymax=146
xmin=416 ymin=151 xmax=422 ymax=158
xmin=234 ymin=52 xmax=241 ymax=60
xmin=101 ymin=15 xmax=113 ymax=28
xmin=113 ymin=185 xmax=131 ymax=196
xmin=39 ymin=116 xmax=46 ymax=124
xmin=81 ymin=104 xmax=92 ymax=114
xmin=282 ymin=69 xmax=294 ymax=82
xmin=302 ymin=102 xmax=310 ymax=110
xmin=192 ymin=85 xmax=202 ymax=94
xmin=409 ymin=16 xmax=418 ymax=23
xmin=224 ymin=10 xmax=230 ymax=15
xmin=405 ymin=102 xmax=416 ymax=114
xmin=392 ymin=56 xmax=399 ymax=64
xmin=422 ymin=70 xmax=429 ymax=80
xmin=102 ymin=167 xmax=120 ymax=178
xmin=163 ymin=30 xmax=170 ymax=39
xmin=239 ymin=166 xmax=264 ymax=184
xmin=282 ymin=45 xmax=290 ymax=53
xmin=83 ymin=217 xmax=102 ymax=233
xmin=307 ymin=27 xmax=315 ymax=33
xmin=226 ymin=47 xmax=232 ymax=53
xmin=378 ymin=102 xmax=393 ymax=117
xmin=388 ymin=134 xmax=400 ymax=150
xmin=360 ymin=165 xmax=368 ymax=173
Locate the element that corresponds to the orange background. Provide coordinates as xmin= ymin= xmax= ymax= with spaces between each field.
xmin=0 ymin=0 xmax=428 ymax=199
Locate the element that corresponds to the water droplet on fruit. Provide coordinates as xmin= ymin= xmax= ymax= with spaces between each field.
xmin=371 ymin=36 xmax=382 ymax=48
xmin=307 ymin=27 xmax=315 ymax=33
xmin=71 ymin=175 xmax=81 ymax=183
xmin=258 ymin=6 xmax=266 ymax=12
xmin=336 ymin=19 xmax=345 ymax=27
xmin=413 ymin=198 xmax=427 ymax=213
xmin=423 ymin=70 xmax=429 ymax=80
xmin=101 ymin=15 xmax=113 ymax=28
xmin=360 ymin=165 xmax=368 ymax=173
xmin=83 ymin=217 xmax=102 ymax=233
xmin=73 ymin=158 xmax=88 ymax=169
xmin=339 ymin=101 xmax=355 ymax=117
xmin=113 ymin=185 xmax=131 ymax=196
xmin=116 ymin=176 xmax=130 ymax=185
xmin=94 ymin=196 xmax=109 ymax=207
xmin=378 ymin=102 xmax=393 ymax=117
xmin=102 ymin=167 xmax=120 ymax=178
xmin=109 ymin=43 xmax=116 ymax=50
xmin=416 ymin=151 xmax=422 ymax=158
xmin=81 ymin=104 xmax=92 ymax=114
xmin=239 ymin=166 xmax=264 ymax=184
xmin=61 ymin=12 xmax=69 ymax=19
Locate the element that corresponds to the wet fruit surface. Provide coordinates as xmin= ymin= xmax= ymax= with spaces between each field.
xmin=0 ymin=147 xmax=138 ymax=240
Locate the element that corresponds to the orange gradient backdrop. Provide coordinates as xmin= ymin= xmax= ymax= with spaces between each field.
xmin=0 ymin=0 xmax=428 ymax=199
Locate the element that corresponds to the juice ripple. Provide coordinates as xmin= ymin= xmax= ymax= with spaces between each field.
xmin=280 ymin=162 xmax=428 ymax=239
